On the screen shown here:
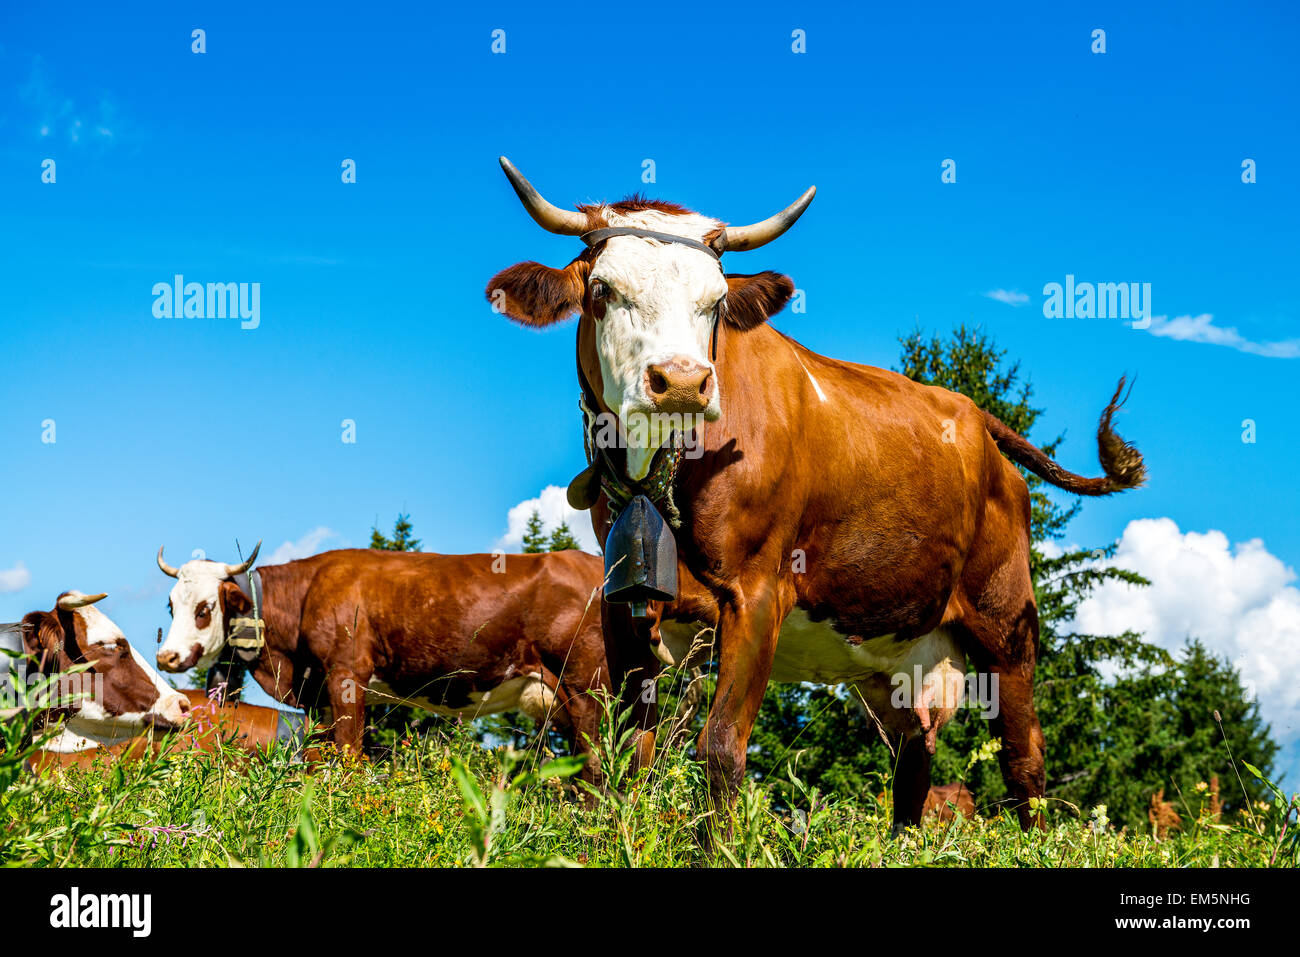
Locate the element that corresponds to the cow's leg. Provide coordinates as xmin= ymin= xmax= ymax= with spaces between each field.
xmin=561 ymin=685 xmax=603 ymax=786
xmin=599 ymin=598 xmax=660 ymax=774
xmin=529 ymin=662 xmax=601 ymax=786
xmin=892 ymin=731 xmax=932 ymax=832
xmin=698 ymin=578 xmax=789 ymax=817
xmin=321 ymin=613 xmax=375 ymax=753
xmin=987 ymin=661 xmax=1046 ymax=829
xmin=850 ymin=675 xmax=935 ymax=834
xmin=961 ymin=597 xmax=1045 ymax=830
xmin=325 ymin=666 xmax=366 ymax=751
xmin=958 ymin=474 xmax=1046 ymax=831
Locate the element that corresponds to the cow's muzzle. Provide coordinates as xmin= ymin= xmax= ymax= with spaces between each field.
xmin=148 ymin=692 xmax=193 ymax=730
xmin=157 ymin=643 xmax=203 ymax=673
xmin=644 ymin=356 xmax=714 ymax=415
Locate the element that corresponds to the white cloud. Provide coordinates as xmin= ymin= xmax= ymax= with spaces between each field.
xmin=496 ymin=485 xmax=600 ymax=554
xmin=1072 ymin=518 xmax=1300 ymax=745
xmin=984 ymin=289 xmax=1030 ymax=306
xmin=0 ymin=562 xmax=32 ymax=595
xmin=1145 ymin=314 xmax=1300 ymax=359
xmin=266 ymin=527 xmax=340 ymax=565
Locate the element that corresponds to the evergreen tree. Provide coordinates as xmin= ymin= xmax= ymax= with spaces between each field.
xmin=547 ymin=520 xmax=582 ymax=552
xmin=521 ymin=510 xmax=548 ymax=554
xmin=370 ymin=513 xmax=422 ymax=552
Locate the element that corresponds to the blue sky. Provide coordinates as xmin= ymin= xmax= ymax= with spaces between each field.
xmin=2 ymin=2 xmax=1298 ymax=782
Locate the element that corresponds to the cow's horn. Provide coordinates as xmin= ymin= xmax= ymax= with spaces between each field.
xmin=224 ymin=540 xmax=262 ymax=577
xmin=57 ymin=592 xmax=107 ymax=610
xmin=499 ymin=157 xmax=589 ymax=236
xmin=716 ymin=186 xmax=817 ymax=253
xmin=157 ymin=547 xmax=180 ymax=578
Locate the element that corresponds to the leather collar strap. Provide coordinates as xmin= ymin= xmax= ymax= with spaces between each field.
xmin=581 ymin=227 xmax=722 ymax=261
xmin=227 ymin=568 xmax=265 ymax=660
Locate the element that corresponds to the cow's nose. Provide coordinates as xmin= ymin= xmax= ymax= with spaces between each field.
xmin=157 ymin=650 xmax=181 ymax=672
xmin=158 ymin=691 xmax=192 ymax=728
xmin=644 ymin=356 xmax=713 ymax=413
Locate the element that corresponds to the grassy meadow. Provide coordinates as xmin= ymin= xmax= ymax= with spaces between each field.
xmin=2 ymin=695 xmax=1295 ymax=868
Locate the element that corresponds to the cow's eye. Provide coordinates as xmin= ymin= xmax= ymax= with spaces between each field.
xmin=591 ymin=280 xmax=610 ymax=301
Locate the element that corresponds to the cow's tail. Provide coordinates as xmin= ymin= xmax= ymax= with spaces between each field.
xmin=982 ymin=376 xmax=1147 ymax=496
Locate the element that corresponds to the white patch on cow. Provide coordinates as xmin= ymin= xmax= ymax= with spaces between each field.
xmin=771 ymin=609 xmax=965 ymax=688
xmin=771 ymin=611 xmax=967 ymax=741
xmin=41 ymin=716 xmax=147 ymax=752
xmin=158 ymin=560 xmax=234 ymax=670
xmin=653 ymin=621 xmax=715 ymax=668
xmin=589 ymin=207 xmax=727 ymax=480
xmin=365 ymin=674 xmax=557 ymax=722
xmin=790 ymin=350 xmax=827 ymax=402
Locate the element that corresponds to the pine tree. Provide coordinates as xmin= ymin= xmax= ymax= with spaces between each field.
xmin=521 ymin=510 xmax=548 ymax=554
xmin=370 ymin=513 xmax=421 ymax=552
xmin=547 ymin=520 xmax=582 ymax=552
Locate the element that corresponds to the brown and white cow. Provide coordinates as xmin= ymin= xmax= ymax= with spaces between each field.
xmin=154 ymin=545 xmax=611 ymax=768
xmin=26 ymin=686 xmax=310 ymax=774
xmin=25 ymin=688 xmax=306 ymax=773
xmin=486 ymin=158 xmax=1146 ymax=830
xmin=3 ymin=592 xmax=191 ymax=755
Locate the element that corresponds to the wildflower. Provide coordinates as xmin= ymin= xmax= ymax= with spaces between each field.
xmin=438 ymin=757 xmax=450 ymax=774
xmin=1194 ymin=781 xmax=1208 ymax=793
xmin=964 ymin=737 xmax=1003 ymax=773
xmin=1027 ymin=796 xmax=1047 ymax=817
xmin=1089 ymin=804 xmax=1110 ymax=834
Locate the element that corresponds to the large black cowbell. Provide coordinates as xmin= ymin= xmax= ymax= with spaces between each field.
xmin=604 ymin=494 xmax=678 ymax=617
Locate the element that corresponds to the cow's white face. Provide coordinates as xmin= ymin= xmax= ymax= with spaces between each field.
xmin=589 ymin=208 xmax=727 ymax=480
xmin=157 ymin=560 xmax=234 ymax=672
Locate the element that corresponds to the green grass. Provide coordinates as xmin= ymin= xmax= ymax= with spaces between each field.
xmin=3 ymin=699 xmax=1295 ymax=868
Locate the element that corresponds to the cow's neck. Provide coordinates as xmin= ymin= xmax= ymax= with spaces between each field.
xmin=237 ymin=562 xmax=313 ymax=708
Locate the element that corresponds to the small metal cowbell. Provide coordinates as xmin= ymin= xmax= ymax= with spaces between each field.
xmin=603 ymin=494 xmax=678 ymax=618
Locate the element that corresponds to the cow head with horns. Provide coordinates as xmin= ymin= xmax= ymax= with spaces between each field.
xmin=155 ymin=543 xmax=260 ymax=673
xmin=486 ymin=158 xmax=815 ymax=480
xmin=19 ymin=591 xmax=192 ymax=731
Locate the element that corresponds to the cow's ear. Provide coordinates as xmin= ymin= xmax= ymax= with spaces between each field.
xmin=218 ymin=581 xmax=252 ymax=617
xmin=19 ymin=612 xmax=63 ymax=664
xmin=485 ymin=259 xmax=589 ymax=327
xmin=724 ymin=272 xmax=796 ymax=330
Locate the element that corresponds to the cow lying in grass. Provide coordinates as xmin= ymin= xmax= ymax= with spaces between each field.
xmin=2 ymin=592 xmax=191 ymax=763
xmin=154 ymin=545 xmax=612 ymax=772
xmin=25 ymin=688 xmax=305 ymax=773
